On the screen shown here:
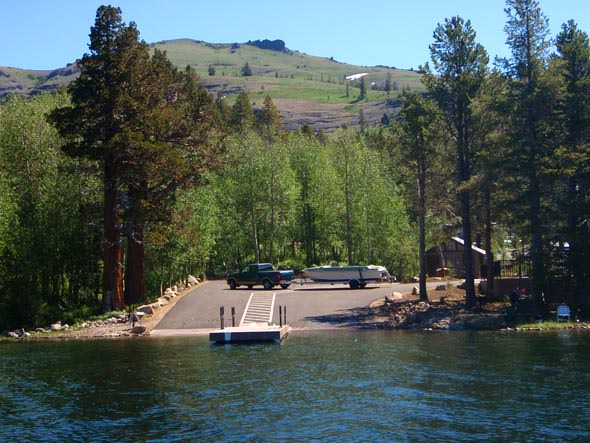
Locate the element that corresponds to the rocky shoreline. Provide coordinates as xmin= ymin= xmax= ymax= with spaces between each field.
xmin=369 ymin=293 xmax=590 ymax=332
xmin=4 ymin=280 xmax=589 ymax=339
xmin=2 ymin=277 xmax=200 ymax=341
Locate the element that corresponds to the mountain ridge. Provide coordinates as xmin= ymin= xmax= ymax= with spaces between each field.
xmin=0 ymin=39 xmax=423 ymax=131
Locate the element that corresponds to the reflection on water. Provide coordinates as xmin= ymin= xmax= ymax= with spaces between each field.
xmin=1 ymin=331 xmax=590 ymax=442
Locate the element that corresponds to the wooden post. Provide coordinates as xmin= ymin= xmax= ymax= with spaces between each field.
xmin=220 ymin=306 xmax=225 ymax=329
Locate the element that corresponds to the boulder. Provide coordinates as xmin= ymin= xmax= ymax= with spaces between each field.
xmin=435 ymin=284 xmax=447 ymax=291
xmin=452 ymin=313 xmax=506 ymax=330
xmin=431 ymin=318 xmax=451 ymax=330
xmin=50 ymin=322 xmax=62 ymax=331
xmin=137 ymin=305 xmax=154 ymax=315
xmin=385 ymin=292 xmax=403 ymax=303
xmin=411 ymin=287 xmax=419 ymax=295
xmin=7 ymin=331 xmax=19 ymax=338
xmin=35 ymin=327 xmax=47 ymax=333
xmin=62 ymin=324 xmax=70 ymax=330
xmin=132 ymin=326 xmax=147 ymax=335
xmin=156 ymin=297 xmax=169 ymax=306
xmin=410 ymin=276 xmax=419 ymax=283
xmin=188 ymin=275 xmax=199 ymax=286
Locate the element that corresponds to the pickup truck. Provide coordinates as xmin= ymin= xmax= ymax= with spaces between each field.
xmin=226 ymin=263 xmax=294 ymax=290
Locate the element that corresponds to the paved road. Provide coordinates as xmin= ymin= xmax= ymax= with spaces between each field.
xmin=154 ymin=279 xmax=449 ymax=331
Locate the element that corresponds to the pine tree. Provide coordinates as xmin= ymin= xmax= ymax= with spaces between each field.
xmin=398 ymin=93 xmax=445 ymax=301
xmin=230 ymin=91 xmax=254 ymax=132
xmin=50 ymin=6 xmax=222 ymax=307
xmin=358 ymin=77 xmax=367 ymax=101
xmin=555 ymin=20 xmax=590 ymax=310
xmin=208 ymin=64 xmax=215 ymax=76
xmin=255 ymin=95 xmax=282 ymax=141
xmin=502 ymin=0 xmax=552 ymax=303
xmin=424 ymin=16 xmax=489 ymax=308
xmin=49 ymin=6 xmax=144 ymax=311
xmin=241 ymin=62 xmax=252 ymax=77
xmin=385 ymin=72 xmax=392 ymax=96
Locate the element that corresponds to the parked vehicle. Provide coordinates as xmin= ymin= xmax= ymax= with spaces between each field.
xmin=302 ymin=265 xmax=391 ymax=289
xmin=226 ymin=263 xmax=295 ymax=290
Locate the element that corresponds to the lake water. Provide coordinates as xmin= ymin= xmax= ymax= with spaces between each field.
xmin=1 ymin=331 xmax=589 ymax=442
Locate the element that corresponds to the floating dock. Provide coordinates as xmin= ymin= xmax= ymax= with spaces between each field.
xmin=209 ymin=292 xmax=290 ymax=343
xmin=209 ymin=323 xmax=290 ymax=343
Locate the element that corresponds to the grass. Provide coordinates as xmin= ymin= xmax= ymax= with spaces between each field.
xmin=516 ymin=320 xmax=580 ymax=330
xmin=153 ymin=39 xmax=425 ymax=103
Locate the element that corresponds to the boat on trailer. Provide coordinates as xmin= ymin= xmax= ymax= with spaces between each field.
xmin=301 ymin=265 xmax=391 ymax=289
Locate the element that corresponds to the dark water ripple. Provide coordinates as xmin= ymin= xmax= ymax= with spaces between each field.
xmin=1 ymin=331 xmax=590 ymax=442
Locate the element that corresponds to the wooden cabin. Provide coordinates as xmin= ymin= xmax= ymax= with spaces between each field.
xmin=425 ymin=236 xmax=486 ymax=278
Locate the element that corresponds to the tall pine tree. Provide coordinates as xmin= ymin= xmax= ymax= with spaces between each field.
xmin=502 ymin=0 xmax=552 ymax=304
xmin=424 ymin=16 xmax=489 ymax=308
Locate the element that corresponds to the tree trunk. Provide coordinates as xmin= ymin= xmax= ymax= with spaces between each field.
xmin=462 ymin=190 xmax=476 ymax=308
xmin=418 ymin=170 xmax=428 ymax=302
xmin=344 ymin=147 xmax=353 ymax=265
xmin=251 ymin=202 xmax=260 ymax=263
xmin=268 ymin=169 xmax=276 ymax=263
xmin=457 ymin=114 xmax=476 ymax=308
xmin=124 ymin=221 xmax=145 ymax=305
xmin=529 ymin=156 xmax=545 ymax=306
xmin=102 ymin=158 xmax=121 ymax=312
xmin=114 ymin=245 xmax=124 ymax=310
xmin=484 ymin=186 xmax=495 ymax=297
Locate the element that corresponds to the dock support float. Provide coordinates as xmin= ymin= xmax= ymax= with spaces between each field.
xmin=211 ymin=302 xmax=289 ymax=343
xmin=209 ymin=324 xmax=290 ymax=344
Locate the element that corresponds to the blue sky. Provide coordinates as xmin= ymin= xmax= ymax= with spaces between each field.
xmin=2 ymin=0 xmax=589 ymax=70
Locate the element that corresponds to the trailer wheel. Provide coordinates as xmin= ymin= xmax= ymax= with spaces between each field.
xmin=349 ymin=279 xmax=360 ymax=289
xmin=247 ymin=285 xmax=253 ymax=289
xmin=263 ymin=279 xmax=274 ymax=290
xmin=229 ymin=279 xmax=237 ymax=290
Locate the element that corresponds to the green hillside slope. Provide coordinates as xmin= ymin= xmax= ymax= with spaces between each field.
xmin=1 ymin=39 xmax=424 ymax=131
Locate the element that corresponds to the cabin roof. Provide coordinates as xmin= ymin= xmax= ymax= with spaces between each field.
xmin=451 ymin=236 xmax=486 ymax=255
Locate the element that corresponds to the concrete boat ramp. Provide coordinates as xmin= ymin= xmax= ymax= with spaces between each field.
xmin=150 ymin=291 xmax=290 ymax=343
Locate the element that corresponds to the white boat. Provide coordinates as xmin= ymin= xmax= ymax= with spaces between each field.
xmin=302 ymin=265 xmax=391 ymax=288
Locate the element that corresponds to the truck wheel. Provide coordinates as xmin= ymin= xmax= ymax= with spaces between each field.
xmin=349 ymin=279 xmax=360 ymax=289
xmin=263 ymin=279 xmax=273 ymax=290
xmin=229 ymin=279 xmax=237 ymax=290
xmin=280 ymin=283 xmax=290 ymax=289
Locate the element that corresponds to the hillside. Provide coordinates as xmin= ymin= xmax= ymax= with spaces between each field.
xmin=0 ymin=39 xmax=424 ymax=131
